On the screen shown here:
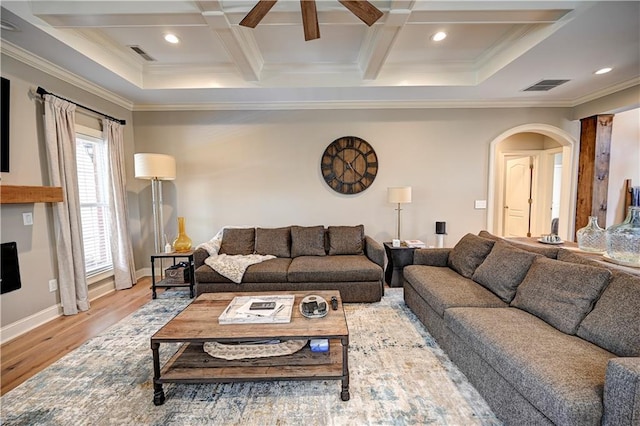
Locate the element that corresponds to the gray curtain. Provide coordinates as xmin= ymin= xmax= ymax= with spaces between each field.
xmin=103 ymin=120 xmax=137 ymax=290
xmin=43 ymin=95 xmax=90 ymax=315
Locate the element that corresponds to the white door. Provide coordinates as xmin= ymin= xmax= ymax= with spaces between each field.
xmin=504 ymin=156 xmax=532 ymax=237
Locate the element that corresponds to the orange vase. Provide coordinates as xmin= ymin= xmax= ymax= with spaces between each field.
xmin=172 ymin=216 xmax=192 ymax=252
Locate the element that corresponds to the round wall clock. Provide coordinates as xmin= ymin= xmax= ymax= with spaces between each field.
xmin=321 ymin=136 xmax=378 ymax=194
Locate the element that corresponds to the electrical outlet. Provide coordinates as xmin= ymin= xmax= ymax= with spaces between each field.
xmin=23 ymin=212 xmax=33 ymax=226
xmin=48 ymin=279 xmax=57 ymax=292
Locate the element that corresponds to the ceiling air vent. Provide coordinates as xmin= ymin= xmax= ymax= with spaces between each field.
xmin=523 ymin=79 xmax=570 ymax=92
xmin=128 ymin=45 xmax=156 ymax=62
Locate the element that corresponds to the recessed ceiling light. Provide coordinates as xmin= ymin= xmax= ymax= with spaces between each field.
xmin=594 ymin=67 xmax=612 ymax=75
xmin=164 ymin=33 xmax=180 ymax=44
xmin=431 ymin=32 xmax=447 ymax=42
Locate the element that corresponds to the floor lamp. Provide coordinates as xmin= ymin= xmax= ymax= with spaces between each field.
xmin=388 ymin=187 xmax=412 ymax=241
xmin=134 ymin=153 xmax=176 ymax=254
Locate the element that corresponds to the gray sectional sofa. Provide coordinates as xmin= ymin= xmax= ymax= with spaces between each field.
xmin=403 ymin=231 xmax=640 ymax=426
xmin=194 ymin=225 xmax=384 ymax=302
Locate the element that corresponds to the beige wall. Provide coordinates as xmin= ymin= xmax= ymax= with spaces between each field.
xmin=0 ymin=54 xmax=138 ymax=327
xmin=607 ymin=107 xmax=640 ymax=226
xmin=132 ymin=108 xmax=576 ymax=260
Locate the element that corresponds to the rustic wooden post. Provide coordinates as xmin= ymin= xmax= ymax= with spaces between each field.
xmin=575 ymin=114 xmax=613 ymax=236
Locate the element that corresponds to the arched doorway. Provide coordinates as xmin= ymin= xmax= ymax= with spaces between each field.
xmin=487 ymin=124 xmax=578 ymax=241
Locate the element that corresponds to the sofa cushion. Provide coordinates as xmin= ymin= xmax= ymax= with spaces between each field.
xmin=194 ymin=258 xmax=291 ymax=283
xmin=403 ymin=265 xmax=506 ymax=317
xmin=445 ymin=307 xmax=615 ymax=426
xmin=255 ymin=227 xmax=291 ymax=258
xmin=219 ymin=228 xmax=255 ymax=255
xmin=447 ymin=233 xmax=495 ymax=278
xmin=511 ymin=257 xmax=612 ymax=334
xmin=328 ymin=225 xmax=364 ymax=255
xmin=287 ymin=255 xmax=381 ymax=282
xmin=472 ymin=239 xmax=541 ymax=303
xmin=556 ymin=248 xmax=603 ymax=267
xmin=577 ymin=271 xmax=640 ymax=357
xmin=290 ymin=226 xmax=326 ymax=257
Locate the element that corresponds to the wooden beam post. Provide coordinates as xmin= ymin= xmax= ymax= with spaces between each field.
xmin=575 ymin=114 xmax=613 ymax=235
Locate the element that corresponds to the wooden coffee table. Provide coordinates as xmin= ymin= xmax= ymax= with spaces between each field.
xmin=151 ymin=290 xmax=350 ymax=405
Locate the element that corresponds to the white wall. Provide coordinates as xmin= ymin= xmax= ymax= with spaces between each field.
xmin=132 ymin=108 xmax=576 ymax=259
xmin=607 ymin=107 xmax=640 ymax=226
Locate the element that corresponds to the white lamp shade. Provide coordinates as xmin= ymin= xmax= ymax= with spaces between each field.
xmin=388 ymin=186 xmax=412 ymax=203
xmin=134 ymin=153 xmax=176 ymax=180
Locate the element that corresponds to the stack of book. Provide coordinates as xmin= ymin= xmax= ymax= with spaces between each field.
xmin=405 ymin=239 xmax=426 ymax=248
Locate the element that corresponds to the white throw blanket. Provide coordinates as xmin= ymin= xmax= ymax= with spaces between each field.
xmin=197 ymin=227 xmax=275 ymax=284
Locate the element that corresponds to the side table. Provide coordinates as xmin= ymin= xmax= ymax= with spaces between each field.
xmin=383 ymin=243 xmax=416 ymax=288
xmin=150 ymin=251 xmax=196 ymax=299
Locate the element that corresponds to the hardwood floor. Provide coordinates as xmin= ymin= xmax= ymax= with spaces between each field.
xmin=1 ymin=277 xmax=158 ymax=396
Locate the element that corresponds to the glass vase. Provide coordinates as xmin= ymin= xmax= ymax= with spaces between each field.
xmin=605 ymin=206 xmax=640 ymax=265
xmin=576 ymin=216 xmax=606 ymax=252
xmin=172 ymin=216 xmax=193 ymax=253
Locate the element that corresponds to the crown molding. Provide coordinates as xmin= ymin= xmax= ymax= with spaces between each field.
xmin=570 ymin=77 xmax=640 ymax=107
xmin=0 ymin=40 xmax=134 ymax=110
xmin=133 ymin=98 xmax=574 ymax=112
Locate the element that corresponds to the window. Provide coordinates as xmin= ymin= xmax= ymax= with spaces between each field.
xmin=76 ymin=128 xmax=112 ymax=277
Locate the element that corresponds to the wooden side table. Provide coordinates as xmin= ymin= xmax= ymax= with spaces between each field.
xmin=150 ymin=251 xmax=196 ymax=299
xmin=383 ymin=243 xmax=416 ymax=287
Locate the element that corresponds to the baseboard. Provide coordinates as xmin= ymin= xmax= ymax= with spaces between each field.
xmin=1 ymin=272 xmax=150 ymax=345
xmin=0 ymin=304 xmax=63 ymax=344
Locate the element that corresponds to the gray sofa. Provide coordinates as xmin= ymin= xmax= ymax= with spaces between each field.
xmin=194 ymin=225 xmax=384 ymax=302
xmin=403 ymin=231 xmax=640 ymax=425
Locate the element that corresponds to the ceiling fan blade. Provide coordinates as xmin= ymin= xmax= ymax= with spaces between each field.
xmin=338 ymin=0 xmax=383 ymax=26
xmin=239 ymin=0 xmax=278 ymax=28
xmin=300 ymin=0 xmax=320 ymax=41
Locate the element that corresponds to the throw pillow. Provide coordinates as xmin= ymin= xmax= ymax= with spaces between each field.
xmin=290 ymin=226 xmax=326 ymax=257
xmin=328 ymin=225 xmax=364 ymax=255
xmin=255 ymin=227 xmax=291 ymax=258
xmin=219 ymin=228 xmax=255 ymax=255
xmin=472 ymin=239 xmax=541 ymax=303
xmin=447 ymin=233 xmax=495 ymax=278
xmin=511 ymin=257 xmax=612 ymax=335
xmin=577 ymin=271 xmax=640 ymax=357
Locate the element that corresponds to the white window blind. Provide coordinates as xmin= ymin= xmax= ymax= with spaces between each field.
xmin=76 ymin=132 xmax=112 ymax=277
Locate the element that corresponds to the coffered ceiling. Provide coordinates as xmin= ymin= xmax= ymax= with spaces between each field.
xmin=1 ymin=1 xmax=638 ymax=110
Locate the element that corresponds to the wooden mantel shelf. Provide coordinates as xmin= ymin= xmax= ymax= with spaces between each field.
xmin=0 ymin=185 xmax=64 ymax=204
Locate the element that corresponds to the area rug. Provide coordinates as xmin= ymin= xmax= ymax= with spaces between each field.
xmin=1 ymin=288 xmax=501 ymax=425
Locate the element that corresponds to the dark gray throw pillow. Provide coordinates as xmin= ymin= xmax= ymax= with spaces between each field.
xmin=577 ymin=271 xmax=640 ymax=356
xmin=328 ymin=225 xmax=364 ymax=255
xmin=472 ymin=239 xmax=540 ymax=303
xmin=219 ymin=228 xmax=255 ymax=255
xmin=290 ymin=226 xmax=326 ymax=257
xmin=511 ymin=257 xmax=612 ymax=335
xmin=447 ymin=233 xmax=495 ymax=278
xmin=255 ymin=227 xmax=291 ymax=258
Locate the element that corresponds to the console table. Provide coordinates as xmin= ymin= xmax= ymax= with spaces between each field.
xmin=150 ymin=251 xmax=196 ymax=299
xmin=383 ymin=242 xmax=416 ymax=287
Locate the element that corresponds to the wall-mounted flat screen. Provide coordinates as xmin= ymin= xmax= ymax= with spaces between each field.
xmin=1 ymin=77 xmax=9 ymax=172
xmin=1 ymin=242 xmax=22 ymax=294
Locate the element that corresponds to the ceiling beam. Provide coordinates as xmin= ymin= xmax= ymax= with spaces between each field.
xmin=359 ymin=9 xmax=410 ymax=80
xmin=201 ymin=11 xmax=263 ymax=82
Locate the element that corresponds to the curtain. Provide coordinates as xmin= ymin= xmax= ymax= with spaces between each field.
xmin=43 ymin=95 xmax=90 ymax=315
xmin=103 ymin=120 xmax=137 ymax=290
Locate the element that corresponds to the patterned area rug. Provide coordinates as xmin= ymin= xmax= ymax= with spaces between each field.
xmin=1 ymin=288 xmax=501 ymax=425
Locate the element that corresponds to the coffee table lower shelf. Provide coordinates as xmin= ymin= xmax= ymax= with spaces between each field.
xmin=153 ymin=339 xmax=349 ymax=405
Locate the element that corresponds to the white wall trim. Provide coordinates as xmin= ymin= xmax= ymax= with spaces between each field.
xmin=0 ymin=304 xmax=63 ymax=345
xmin=487 ymin=124 xmax=578 ymax=241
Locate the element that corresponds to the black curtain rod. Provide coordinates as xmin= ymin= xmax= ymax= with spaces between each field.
xmin=36 ymin=86 xmax=126 ymax=125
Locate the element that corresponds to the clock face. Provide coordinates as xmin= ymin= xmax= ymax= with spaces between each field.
xmin=321 ymin=136 xmax=378 ymax=194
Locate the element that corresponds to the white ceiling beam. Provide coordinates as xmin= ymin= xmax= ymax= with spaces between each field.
xmin=201 ymin=11 xmax=263 ymax=82
xmin=359 ymin=9 xmax=411 ymax=80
